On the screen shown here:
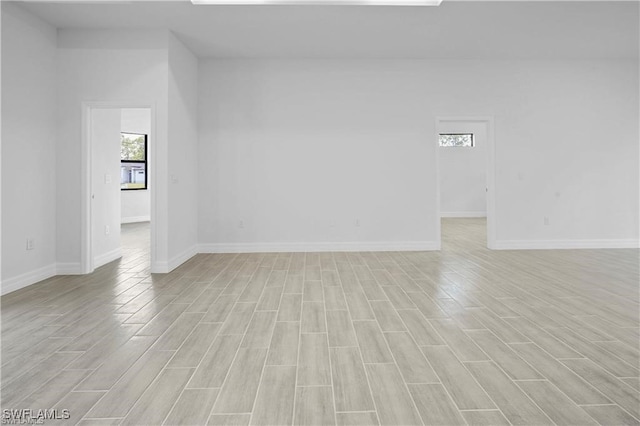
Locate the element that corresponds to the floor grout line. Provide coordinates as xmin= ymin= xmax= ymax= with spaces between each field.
xmin=247 ymin=261 xmax=282 ymax=426
xmin=337 ymin=255 xmax=382 ymax=426
xmin=290 ymin=254 xmax=305 ymax=426
xmin=319 ymin=255 xmax=339 ymax=426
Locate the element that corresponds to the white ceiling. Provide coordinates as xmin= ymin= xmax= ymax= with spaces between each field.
xmin=16 ymin=0 xmax=640 ymax=59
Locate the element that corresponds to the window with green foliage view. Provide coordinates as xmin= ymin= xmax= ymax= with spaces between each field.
xmin=121 ymin=133 xmax=147 ymax=190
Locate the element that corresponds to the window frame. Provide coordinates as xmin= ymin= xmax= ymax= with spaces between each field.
xmin=120 ymin=132 xmax=148 ymax=191
xmin=438 ymin=133 xmax=475 ymax=148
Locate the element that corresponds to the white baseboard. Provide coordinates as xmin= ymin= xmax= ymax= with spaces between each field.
xmin=198 ymin=241 xmax=439 ymax=253
xmin=121 ymin=216 xmax=150 ymax=224
xmin=151 ymin=245 xmax=198 ymax=274
xmin=5 ymin=236 xmax=635 ymax=296
xmin=94 ymin=248 xmax=122 ymax=269
xmin=56 ymin=262 xmax=83 ymax=275
xmin=1 ymin=262 xmax=88 ymax=295
xmin=493 ymin=239 xmax=640 ymax=250
xmin=441 ymin=211 xmax=487 ymax=218
xmin=1 ymin=263 xmax=57 ymax=296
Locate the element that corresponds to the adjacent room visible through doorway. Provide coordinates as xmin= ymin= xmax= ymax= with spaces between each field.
xmin=120 ymin=108 xmax=151 ymax=273
xmin=436 ymin=117 xmax=495 ymax=249
xmin=86 ymin=106 xmax=152 ymax=274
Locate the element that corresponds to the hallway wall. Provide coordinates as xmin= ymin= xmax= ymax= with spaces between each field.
xmin=1 ymin=2 xmax=58 ymax=294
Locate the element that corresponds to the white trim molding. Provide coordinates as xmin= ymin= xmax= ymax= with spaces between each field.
xmin=121 ymin=216 xmax=151 ymax=224
xmin=94 ymin=248 xmax=122 ymax=269
xmin=441 ymin=211 xmax=487 ymax=218
xmin=3 ymin=237 xmax=636 ymax=296
xmin=152 ymin=245 xmax=198 ymax=274
xmin=56 ymin=263 xmax=83 ymax=275
xmin=1 ymin=263 xmax=57 ymax=296
xmin=198 ymin=241 xmax=439 ymax=253
xmin=2 ymin=262 xmax=83 ymax=295
xmin=493 ymin=239 xmax=640 ymax=250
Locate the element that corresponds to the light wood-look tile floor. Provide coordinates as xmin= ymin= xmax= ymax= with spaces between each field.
xmin=2 ymin=219 xmax=639 ymax=425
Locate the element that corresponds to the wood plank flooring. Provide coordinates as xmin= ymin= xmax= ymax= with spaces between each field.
xmin=2 ymin=219 xmax=639 ymax=425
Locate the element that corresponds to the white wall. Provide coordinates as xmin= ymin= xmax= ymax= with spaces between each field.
xmin=166 ymin=34 xmax=199 ymax=265
xmin=56 ymin=29 xmax=171 ymax=273
xmin=439 ymin=121 xmax=487 ymax=217
xmin=91 ymin=108 xmax=121 ymax=267
xmin=198 ymin=60 xmax=439 ymax=251
xmin=494 ymin=61 xmax=638 ymax=247
xmin=1 ymin=2 xmax=58 ymax=293
xmin=198 ymin=59 xmax=639 ymax=251
xmin=56 ymin=29 xmax=200 ymax=274
xmin=121 ymin=108 xmax=151 ymax=224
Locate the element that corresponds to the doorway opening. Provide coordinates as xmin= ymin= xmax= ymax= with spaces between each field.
xmin=120 ymin=109 xmax=152 ymax=272
xmin=435 ymin=117 xmax=495 ymax=250
xmin=82 ymin=103 xmax=155 ymax=274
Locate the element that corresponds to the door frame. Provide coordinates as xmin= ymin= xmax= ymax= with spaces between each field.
xmin=81 ymin=101 xmax=157 ymax=274
xmin=435 ymin=116 xmax=496 ymax=249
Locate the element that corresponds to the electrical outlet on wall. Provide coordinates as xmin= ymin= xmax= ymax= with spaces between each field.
xmin=26 ymin=237 xmax=35 ymax=251
xmin=544 ymin=217 xmax=550 ymax=226
xmin=105 ymin=225 xmax=110 ymax=235
xmin=239 ymin=220 xmax=245 ymax=229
